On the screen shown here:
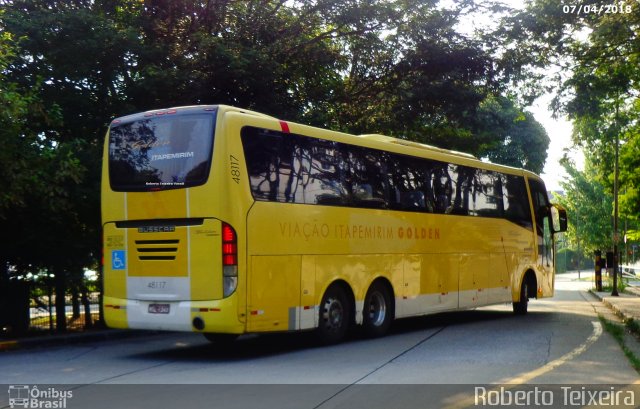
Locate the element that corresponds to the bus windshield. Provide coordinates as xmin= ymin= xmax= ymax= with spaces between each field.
xmin=109 ymin=111 xmax=215 ymax=191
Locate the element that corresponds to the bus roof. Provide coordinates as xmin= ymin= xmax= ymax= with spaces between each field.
xmin=111 ymin=104 xmax=544 ymax=182
xmin=227 ymin=106 xmax=544 ymax=180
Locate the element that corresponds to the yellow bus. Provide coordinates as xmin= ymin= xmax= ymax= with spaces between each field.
xmin=102 ymin=105 xmax=567 ymax=344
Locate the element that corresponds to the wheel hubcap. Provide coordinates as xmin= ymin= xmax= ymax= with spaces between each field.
xmin=322 ymin=297 xmax=344 ymax=332
xmin=368 ymin=291 xmax=386 ymax=327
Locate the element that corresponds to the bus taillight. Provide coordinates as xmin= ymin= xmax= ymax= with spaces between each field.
xmin=222 ymin=222 xmax=238 ymax=297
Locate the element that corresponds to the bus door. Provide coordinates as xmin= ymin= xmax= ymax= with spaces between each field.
xmin=528 ymin=178 xmax=554 ymax=294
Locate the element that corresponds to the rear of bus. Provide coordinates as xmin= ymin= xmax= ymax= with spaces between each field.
xmin=101 ymin=105 xmax=248 ymax=334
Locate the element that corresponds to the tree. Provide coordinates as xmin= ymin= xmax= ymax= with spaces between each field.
xmin=474 ymin=95 xmax=549 ymax=174
xmin=496 ymin=0 xmax=640 ymax=212
xmin=620 ymin=126 xmax=640 ymax=220
xmin=554 ymin=154 xmax=613 ymax=257
xmin=1 ymin=0 xmax=120 ymax=330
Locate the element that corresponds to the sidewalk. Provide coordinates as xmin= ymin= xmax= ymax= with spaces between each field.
xmin=592 ymin=284 xmax=640 ymax=324
xmin=0 ymin=328 xmax=156 ymax=352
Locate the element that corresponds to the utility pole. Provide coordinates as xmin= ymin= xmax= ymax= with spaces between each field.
xmin=577 ymin=208 xmax=581 ymax=279
xmin=612 ymin=101 xmax=620 ymax=296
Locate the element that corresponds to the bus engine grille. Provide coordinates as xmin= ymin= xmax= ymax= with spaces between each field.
xmin=135 ymin=240 xmax=179 ymax=261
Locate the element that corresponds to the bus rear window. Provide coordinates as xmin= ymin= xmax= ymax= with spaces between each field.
xmin=109 ymin=112 xmax=215 ymax=191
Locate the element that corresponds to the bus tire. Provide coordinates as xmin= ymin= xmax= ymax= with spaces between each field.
xmin=317 ymin=284 xmax=351 ymax=344
xmin=203 ymin=333 xmax=238 ymax=345
xmin=513 ymin=280 xmax=529 ymax=315
xmin=362 ymin=281 xmax=393 ymax=338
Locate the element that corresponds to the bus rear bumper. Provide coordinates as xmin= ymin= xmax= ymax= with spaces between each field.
xmin=103 ymin=296 xmax=245 ymax=334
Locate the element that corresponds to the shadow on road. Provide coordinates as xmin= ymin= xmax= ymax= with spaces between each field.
xmin=126 ymin=304 xmax=562 ymax=363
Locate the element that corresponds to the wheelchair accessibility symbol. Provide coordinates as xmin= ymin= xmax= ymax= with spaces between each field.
xmin=112 ymin=250 xmax=126 ymax=270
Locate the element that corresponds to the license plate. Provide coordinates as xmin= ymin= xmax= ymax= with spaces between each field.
xmin=148 ymin=303 xmax=170 ymax=314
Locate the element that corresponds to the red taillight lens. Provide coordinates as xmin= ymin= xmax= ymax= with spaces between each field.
xmin=222 ymin=223 xmax=237 ymax=266
xmin=221 ymin=222 xmax=239 ymax=297
xmin=222 ymin=243 xmax=237 ymax=255
xmin=222 ymin=224 xmax=236 ymax=242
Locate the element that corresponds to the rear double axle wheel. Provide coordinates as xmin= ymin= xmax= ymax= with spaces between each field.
xmin=362 ymin=281 xmax=393 ymax=337
xmin=317 ymin=281 xmax=394 ymax=344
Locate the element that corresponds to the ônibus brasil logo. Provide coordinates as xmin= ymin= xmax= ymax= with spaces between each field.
xmin=7 ymin=385 xmax=72 ymax=408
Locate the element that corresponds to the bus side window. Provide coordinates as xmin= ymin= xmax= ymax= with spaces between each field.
xmin=307 ymin=138 xmax=347 ymax=206
xmin=468 ymin=170 xmax=502 ymax=218
xmin=242 ymin=127 xmax=310 ymax=204
xmin=398 ymin=191 xmax=426 ymax=211
xmin=503 ymin=175 xmax=533 ymax=230
xmin=387 ymin=153 xmax=431 ymax=212
xmin=433 ymin=167 xmax=453 ymax=214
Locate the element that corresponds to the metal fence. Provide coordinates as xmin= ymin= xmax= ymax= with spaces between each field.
xmin=29 ymin=292 xmax=100 ymax=332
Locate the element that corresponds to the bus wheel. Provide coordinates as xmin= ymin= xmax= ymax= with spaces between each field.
xmin=363 ymin=281 xmax=393 ymax=337
xmin=203 ymin=333 xmax=238 ymax=346
xmin=513 ymin=280 xmax=529 ymax=315
xmin=317 ymin=285 xmax=351 ymax=344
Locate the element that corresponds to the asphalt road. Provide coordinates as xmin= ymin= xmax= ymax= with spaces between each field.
xmin=1 ymin=274 xmax=638 ymax=409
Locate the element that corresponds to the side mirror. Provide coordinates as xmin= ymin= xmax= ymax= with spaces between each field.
xmin=550 ymin=204 xmax=568 ymax=233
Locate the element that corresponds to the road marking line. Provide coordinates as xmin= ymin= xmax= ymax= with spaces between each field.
xmin=500 ymin=321 xmax=602 ymax=384
xmin=442 ymin=321 xmax=603 ymax=409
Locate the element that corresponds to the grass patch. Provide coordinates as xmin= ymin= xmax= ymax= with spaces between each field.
xmin=598 ymin=315 xmax=640 ymax=373
xmin=594 ymin=275 xmax=628 ymax=293
xmin=627 ymin=318 xmax=640 ymax=335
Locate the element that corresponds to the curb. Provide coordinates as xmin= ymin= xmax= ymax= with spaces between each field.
xmin=590 ymin=288 xmax=639 ymax=323
xmin=0 ymin=340 xmax=18 ymax=351
xmin=601 ymin=298 xmax=632 ymax=322
xmin=0 ymin=329 xmax=158 ymax=352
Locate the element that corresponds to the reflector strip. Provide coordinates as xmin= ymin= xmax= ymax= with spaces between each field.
xmin=279 ymin=121 xmax=290 ymax=133
xmin=250 ymin=310 xmax=264 ymax=316
xmin=105 ymin=304 xmax=126 ymax=310
xmin=191 ymin=308 xmax=222 ymax=312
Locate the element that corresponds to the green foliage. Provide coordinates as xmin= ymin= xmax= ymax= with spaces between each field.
xmin=498 ymin=0 xmax=640 ymax=216
xmin=554 ymin=155 xmax=613 ymax=255
xmin=620 ymin=121 xmax=640 ymax=220
xmin=556 ymin=247 xmax=592 ymax=273
xmin=474 ymin=95 xmax=549 ymax=174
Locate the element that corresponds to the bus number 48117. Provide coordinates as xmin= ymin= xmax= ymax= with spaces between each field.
xmin=230 ymin=155 xmax=241 ymax=184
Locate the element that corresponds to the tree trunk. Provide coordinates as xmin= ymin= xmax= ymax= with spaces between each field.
xmin=48 ymin=282 xmax=54 ymax=332
xmin=72 ymin=284 xmax=80 ymax=319
xmin=54 ymin=269 xmax=67 ymax=332
xmin=82 ymin=286 xmax=92 ymax=328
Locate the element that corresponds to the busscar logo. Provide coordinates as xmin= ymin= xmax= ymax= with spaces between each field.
xmin=138 ymin=226 xmax=176 ymax=233
xmin=7 ymin=385 xmax=73 ymax=408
